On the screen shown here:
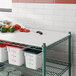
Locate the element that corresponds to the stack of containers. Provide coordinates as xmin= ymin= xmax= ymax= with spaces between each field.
xmin=0 ymin=40 xmax=43 ymax=70
xmin=0 ymin=43 xmax=8 ymax=62
xmin=7 ymin=43 xmax=27 ymax=66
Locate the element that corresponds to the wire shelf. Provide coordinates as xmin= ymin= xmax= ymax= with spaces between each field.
xmin=2 ymin=58 xmax=69 ymax=76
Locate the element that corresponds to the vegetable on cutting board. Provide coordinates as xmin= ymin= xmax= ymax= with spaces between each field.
xmin=1 ymin=27 xmax=8 ymax=33
xmin=9 ymin=27 xmax=15 ymax=32
xmin=19 ymin=28 xmax=30 ymax=33
xmin=5 ymin=25 xmax=11 ymax=29
xmin=13 ymin=24 xmax=21 ymax=31
xmin=0 ymin=23 xmax=30 ymax=33
xmin=24 ymin=29 xmax=30 ymax=32
xmin=19 ymin=28 xmax=24 ymax=32
xmin=2 ymin=25 xmax=6 ymax=27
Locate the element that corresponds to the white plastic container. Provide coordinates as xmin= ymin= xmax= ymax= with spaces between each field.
xmin=0 ymin=44 xmax=8 ymax=62
xmin=24 ymin=48 xmax=42 ymax=70
xmin=7 ymin=45 xmax=25 ymax=66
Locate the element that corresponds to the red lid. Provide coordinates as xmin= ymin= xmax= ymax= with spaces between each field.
xmin=2 ymin=41 xmax=6 ymax=42
xmin=7 ymin=42 xmax=11 ymax=43
xmin=5 ymin=41 xmax=11 ymax=43
xmin=0 ymin=41 xmax=7 ymax=43
xmin=7 ymin=45 xmax=24 ymax=49
xmin=8 ymin=43 xmax=28 ymax=48
xmin=0 ymin=44 xmax=6 ymax=48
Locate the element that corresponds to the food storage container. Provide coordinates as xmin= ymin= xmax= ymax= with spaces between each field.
xmin=24 ymin=48 xmax=42 ymax=70
xmin=7 ymin=45 xmax=25 ymax=66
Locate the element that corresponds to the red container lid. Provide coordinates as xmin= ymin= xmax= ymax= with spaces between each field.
xmin=2 ymin=41 xmax=6 ymax=43
xmin=8 ymin=42 xmax=28 ymax=48
xmin=0 ymin=44 xmax=6 ymax=48
xmin=7 ymin=42 xmax=11 ymax=43
xmin=7 ymin=45 xmax=25 ymax=49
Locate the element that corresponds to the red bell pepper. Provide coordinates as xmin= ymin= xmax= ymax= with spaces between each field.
xmin=19 ymin=28 xmax=30 ymax=32
xmin=13 ymin=24 xmax=21 ymax=30
xmin=19 ymin=28 xmax=24 ymax=32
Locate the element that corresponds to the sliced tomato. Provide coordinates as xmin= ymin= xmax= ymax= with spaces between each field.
xmin=24 ymin=29 xmax=30 ymax=32
xmin=19 ymin=28 xmax=24 ymax=32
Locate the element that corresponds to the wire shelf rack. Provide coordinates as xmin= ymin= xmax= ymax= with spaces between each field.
xmin=2 ymin=58 xmax=69 ymax=76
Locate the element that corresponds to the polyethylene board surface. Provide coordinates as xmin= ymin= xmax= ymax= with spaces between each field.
xmin=0 ymin=28 xmax=69 ymax=47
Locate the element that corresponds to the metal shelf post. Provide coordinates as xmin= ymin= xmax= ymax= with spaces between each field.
xmin=42 ymin=43 xmax=46 ymax=76
xmin=68 ymin=32 xmax=71 ymax=76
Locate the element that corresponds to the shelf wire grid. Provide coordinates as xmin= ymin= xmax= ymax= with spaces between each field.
xmin=2 ymin=58 xmax=69 ymax=76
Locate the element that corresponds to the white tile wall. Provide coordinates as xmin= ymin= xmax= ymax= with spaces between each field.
xmin=0 ymin=3 xmax=76 ymax=76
